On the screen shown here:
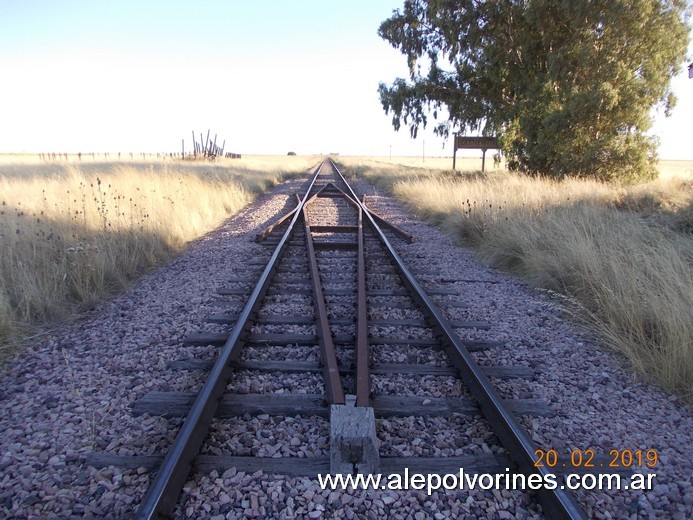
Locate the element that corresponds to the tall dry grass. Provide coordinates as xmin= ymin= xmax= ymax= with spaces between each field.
xmin=340 ymin=157 xmax=692 ymax=399
xmin=0 ymin=156 xmax=316 ymax=352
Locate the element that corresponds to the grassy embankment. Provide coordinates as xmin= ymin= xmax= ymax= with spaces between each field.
xmin=0 ymin=155 xmax=317 ymax=354
xmin=340 ymin=156 xmax=692 ymax=399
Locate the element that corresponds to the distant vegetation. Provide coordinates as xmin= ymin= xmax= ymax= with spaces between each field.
xmin=340 ymin=157 xmax=693 ymax=399
xmin=0 ymin=156 xmax=316 ymax=354
xmin=379 ymin=0 xmax=690 ymax=183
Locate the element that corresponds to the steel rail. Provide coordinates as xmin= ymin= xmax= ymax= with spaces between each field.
xmin=306 ymin=180 xmax=381 ymax=408
xmin=355 ymin=205 xmax=370 ymax=406
xmin=302 ymin=185 xmax=345 ymax=405
xmin=302 ymin=179 xmax=370 ymax=406
xmin=135 ymin=161 xmax=327 ymax=520
xmin=327 ymin=158 xmax=585 ymax=520
xmin=322 ymin=182 xmax=371 ymax=406
xmin=361 ymin=198 xmax=414 ymax=243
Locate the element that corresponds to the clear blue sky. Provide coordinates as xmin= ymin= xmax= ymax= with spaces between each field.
xmin=0 ymin=0 xmax=691 ymax=158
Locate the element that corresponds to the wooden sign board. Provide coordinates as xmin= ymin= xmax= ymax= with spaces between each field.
xmin=453 ymin=135 xmax=499 ymax=172
xmin=454 ymin=136 xmax=499 ymax=150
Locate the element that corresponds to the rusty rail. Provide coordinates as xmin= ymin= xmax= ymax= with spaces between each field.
xmin=302 ymin=184 xmax=345 ymax=405
xmin=327 ymin=157 xmax=585 ymax=520
xmin=135 ymin=162 xmax=325 ymax=520
xmin=355 ymin=206 xmax=370 ymax=406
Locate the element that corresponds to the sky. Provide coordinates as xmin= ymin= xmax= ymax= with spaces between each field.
xmin=0 ymin=0 xmax=691 ymax=159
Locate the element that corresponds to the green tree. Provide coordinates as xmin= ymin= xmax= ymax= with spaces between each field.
xmin=378 ymin=0 xmax=690 ymax=182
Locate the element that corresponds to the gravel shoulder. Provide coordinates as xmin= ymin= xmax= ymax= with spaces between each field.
xmin=0 ymin=173 xmax=690 ymax=519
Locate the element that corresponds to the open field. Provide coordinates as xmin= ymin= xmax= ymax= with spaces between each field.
xmin=338 ymin=156 xmax=693 ymax=399
xmin=352 ymin=155 xmax=504 ymax=172
xmin=656 ymin=160 xmax=693 ymax=180
xmin=0 ymin=155 xmax=318 ymax=351
xmin=361 ymin=156 xmax=693 ymax=180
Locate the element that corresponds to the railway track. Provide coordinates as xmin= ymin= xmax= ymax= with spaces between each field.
xmin=89 ymin=158 xmax=587 ymax=518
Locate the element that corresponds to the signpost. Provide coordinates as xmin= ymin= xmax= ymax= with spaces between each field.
xmin=453 ymin=135 xmax=500 ymax=172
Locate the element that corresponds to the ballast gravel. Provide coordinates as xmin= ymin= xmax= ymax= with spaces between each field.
xmin=0 ymin=168 xmax=690 ymax=519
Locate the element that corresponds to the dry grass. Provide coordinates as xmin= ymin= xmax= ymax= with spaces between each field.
xmin=0 ymin=155 xmax=317 ymax=352
xmin=340 ymin=156 xmax=693 ymax=399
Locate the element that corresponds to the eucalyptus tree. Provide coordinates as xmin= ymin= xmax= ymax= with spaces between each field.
xmin=378 ymin=0 xmax=690 ymax=182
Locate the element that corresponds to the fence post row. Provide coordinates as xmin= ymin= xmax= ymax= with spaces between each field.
xmin=37 ymin=130 xmax=240 ymax=161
